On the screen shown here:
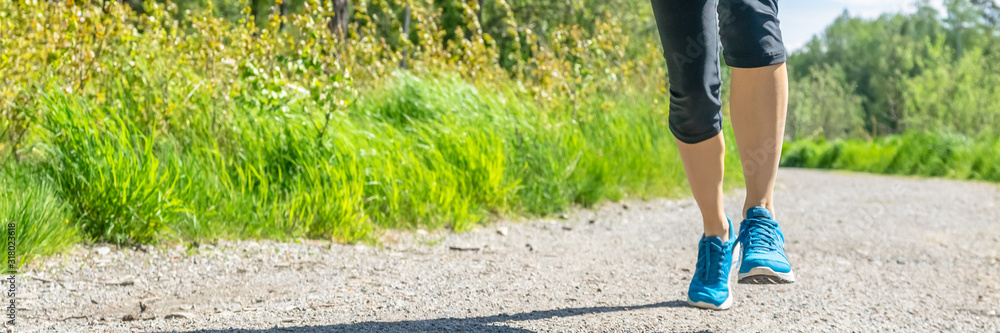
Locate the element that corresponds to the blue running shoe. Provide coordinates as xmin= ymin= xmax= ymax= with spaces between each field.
xmin=737 ymin=206 xmax=795 ymax=284
xmin=687 ymin=216 xmax=738 ymax=310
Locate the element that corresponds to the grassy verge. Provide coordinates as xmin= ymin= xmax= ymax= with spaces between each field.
xmin=14 ymin=70 xmax=999 ymax=269
xmin=781 ymin=131 xmax=1000 ymax=182
xmin=0 ymin=167 xmax=79 ymax=269
xmin=5 ymin=1 xmax=749 ymax=267
xmin=3 ymin=72 xmax=745 ymax=267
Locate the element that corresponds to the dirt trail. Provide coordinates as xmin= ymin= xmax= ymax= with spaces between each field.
xmin=13 ymin=168 xmax=1000 ymax=332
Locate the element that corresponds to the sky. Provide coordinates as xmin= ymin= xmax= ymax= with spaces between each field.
xmin=780 ymin=0 xmax=946 ymax=51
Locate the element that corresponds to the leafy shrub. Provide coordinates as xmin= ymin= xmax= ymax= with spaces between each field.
xmin=787 ymin=65 xmax=866 ymax=140
xmin=781 ymin=131 xmax=1000 ymax=183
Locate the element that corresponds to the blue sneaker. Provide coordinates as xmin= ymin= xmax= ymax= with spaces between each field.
xmin=687 ymin=216 xmax=738 ymax=310
xmin=737 ymin=206 xmax=795 ymax=284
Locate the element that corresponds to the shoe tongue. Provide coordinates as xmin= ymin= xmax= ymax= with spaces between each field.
xmin=746 ymin=206 xmax=773 ymax=220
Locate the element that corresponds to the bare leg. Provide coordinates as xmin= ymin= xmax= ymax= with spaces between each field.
xmin=676 ymin=133 xmax=729 ymax=241
xmin=729 ymin=63 xmax=788 ymax=219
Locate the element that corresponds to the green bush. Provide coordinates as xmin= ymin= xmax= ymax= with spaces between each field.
xmin=787 ymin=65 xmax=866 ymax=140
xmin=781 ymin=131 xmax=1000 ymax=183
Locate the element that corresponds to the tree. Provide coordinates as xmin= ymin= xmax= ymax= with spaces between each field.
xmin=328 ymin=0 xmax=350 ymax=37
xmin=787 ymin=65 xmax=866 ymax=140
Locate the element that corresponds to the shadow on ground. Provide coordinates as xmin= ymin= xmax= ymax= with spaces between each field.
xmin=162 ymin=300 xmax=702 ymax=333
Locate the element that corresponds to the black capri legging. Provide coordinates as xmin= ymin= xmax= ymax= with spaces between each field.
xmin=651 ymin=0 xmax=786 ymax=144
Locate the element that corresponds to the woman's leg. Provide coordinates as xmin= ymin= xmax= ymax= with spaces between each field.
xmin=649 ymin=0 xmax=729 ymax=241
xmin=730 ymin=63 xmax=787 ymax=218
xmin=729 ymin=64 xmax=795 ymax=285
xmin=719 ymin=0 xmax=795 ymax=284
xmin=651 ymin=0 xmax=738 ymax=310
xmin=676 ymin=135 xmax=728 ymax=241
xmin=717 ymin=0 xmax=788 ymax=218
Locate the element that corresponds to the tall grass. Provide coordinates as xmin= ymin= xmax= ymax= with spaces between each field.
xmin=19 ymin=71 xmax=745 ymax=264
xmin=781 ymin=131 xmax=1000 ymax=182
xmin=0 ymin=167 xmax=78 ymax=270
xmin=0 ymin=0 xmax=752 ymax=266
xmin=42 ymin=94 xmax=184 ymax=244
xmin=4 ymin=0 xmax=721 ymax=267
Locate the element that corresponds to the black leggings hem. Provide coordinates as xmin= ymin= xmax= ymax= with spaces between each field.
xmin=724 ymin=53 xmax=787 ymax=69
xmin=670 ymin=124 xmax=723 ymax=144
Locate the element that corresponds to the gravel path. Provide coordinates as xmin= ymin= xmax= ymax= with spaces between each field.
xmin=11 ymin=168 xmax=1000 ymax=332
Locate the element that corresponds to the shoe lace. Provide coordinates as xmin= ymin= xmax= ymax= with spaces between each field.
xmin=739 ymin=218 xmax=781 ymax=254
xmin=696 ymin=238 xmax=725 ymax=282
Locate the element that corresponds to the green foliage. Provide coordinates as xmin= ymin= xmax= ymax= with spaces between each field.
xmin=787 ymin=65 xmax=866 ymax=140
xmin=784 ymin=0 xmax=1000 ymax=186
xmin=0 ymin=0 xmax=675 ymax=267
xmin=0 ymin=167 xmax=79 ymax=270
xmin=902 ymin=40 xmax=1000 ymax=135
xmin=788 ymin=0 xmax=1000 ymax=138
xmin=781 ymin=132 xmax=1000 ymax=182
xmin=42 ymin=94 xmax=183 ymax=244
xmin=4 ymin=58 xmax=733 ymax=267
xmin=4 ymin=0 xmax=997 ymax=269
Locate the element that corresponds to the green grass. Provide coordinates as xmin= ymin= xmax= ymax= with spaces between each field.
xmin=781 ymin=131 xmax=1000 ymax=182
xmin=2 ymin=71 xmax=746 ymax=267
xmin=0 ymin=166 xmax=79 ymax=270
xmin=13 ymin=69 xmax=997 ymax=270
xmin=42 ymin=94 xmax=184 ymax=244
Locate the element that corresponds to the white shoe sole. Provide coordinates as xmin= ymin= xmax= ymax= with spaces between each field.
xmin=737 ymin=266 xmax=796 ymax=284
xmin=687 ymin=293 xmax=733 ymax=310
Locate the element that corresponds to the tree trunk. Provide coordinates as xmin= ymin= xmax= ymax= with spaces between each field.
xmin=401 ymin=2 xmax=411 ymax=69
xmin=279 ymin=0 xmax=286 ymax=30
xmin=251 ymin=0 xmax=260 ymax=25
xmin=477 ymin=0 xmax=484 ymax=23
xmin=328 ymin=0 xmax=350 ymax=37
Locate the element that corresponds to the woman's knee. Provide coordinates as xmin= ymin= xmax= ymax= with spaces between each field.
xmin=667 ymin=82 xmax=724 ymax=144
xmin=718 ymin=0 xmax=786 ymax=68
